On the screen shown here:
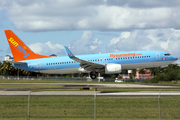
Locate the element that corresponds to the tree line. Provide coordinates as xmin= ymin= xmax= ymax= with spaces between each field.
xmin=146 ymin=64 xmax=180 ymax=83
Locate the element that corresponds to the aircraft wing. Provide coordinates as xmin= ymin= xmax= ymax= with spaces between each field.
xmin=64 ymin=46 xmax=105 ymax=71
xmin=5 ymin=61 xmax=27 ymax=65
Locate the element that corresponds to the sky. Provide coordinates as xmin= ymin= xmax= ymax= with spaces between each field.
xmin=0 ymin=0 xmax=180 ymax=62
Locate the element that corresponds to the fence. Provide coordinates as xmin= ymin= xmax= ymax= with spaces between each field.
xmin=0 ymin=93 xmax=180 ymax=120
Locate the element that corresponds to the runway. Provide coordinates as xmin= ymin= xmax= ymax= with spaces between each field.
xmin=0 ymin=83 xmax=180 ymax=96
xmin=0 ymin=91 xmax=180 ymax=96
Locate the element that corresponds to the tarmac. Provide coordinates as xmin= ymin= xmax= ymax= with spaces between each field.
xmin=0 ymin=83 xmax=180 ymax=96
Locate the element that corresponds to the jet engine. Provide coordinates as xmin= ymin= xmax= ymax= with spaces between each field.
xmin=105 ymin=64 xmax=122 ymax=74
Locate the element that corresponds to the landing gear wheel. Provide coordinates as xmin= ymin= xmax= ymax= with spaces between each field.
xmin=90 ymin=72 xmax=96 ymax=79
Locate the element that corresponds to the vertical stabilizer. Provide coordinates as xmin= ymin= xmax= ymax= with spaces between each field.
xmin=4 ymin=30 xmax=50 ymax=61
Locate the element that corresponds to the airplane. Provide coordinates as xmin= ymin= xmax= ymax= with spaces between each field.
xmin=4 ymin=30 xmax=178 ymax=79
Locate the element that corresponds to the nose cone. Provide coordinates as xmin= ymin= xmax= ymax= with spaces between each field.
xmin=172 ymin=56 xmax=178 ymax=60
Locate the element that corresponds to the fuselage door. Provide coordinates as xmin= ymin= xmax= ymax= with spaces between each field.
xmin=99 ymin=58 xmax=107 ymax=64
xmin=156 ymin=53 xmax=160 ymax=60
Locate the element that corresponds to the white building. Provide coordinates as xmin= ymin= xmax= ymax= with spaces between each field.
xmin=5 ymin=55 xmax=14 ymax=61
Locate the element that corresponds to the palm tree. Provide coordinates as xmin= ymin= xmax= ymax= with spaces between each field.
xmin=131 ymin=69 xmax=136 ymax=79
xmin=1 ymin=62 xmax=13 ymax=75
xmin=0 ymin=61 xmax=19 ymax=76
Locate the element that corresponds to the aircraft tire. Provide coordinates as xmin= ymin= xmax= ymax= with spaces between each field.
xmin=90 ymin=73 xmax=96 ymax=79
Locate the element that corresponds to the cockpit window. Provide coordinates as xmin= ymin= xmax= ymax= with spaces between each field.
xmin=164 ymin=53 xmax=171 ymax=56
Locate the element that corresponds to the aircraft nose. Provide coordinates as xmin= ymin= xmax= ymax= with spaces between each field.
xmin=172 ymin=56 xmax=178 ymax=60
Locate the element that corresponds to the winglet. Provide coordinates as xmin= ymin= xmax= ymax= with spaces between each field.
xmin=64 ymin=46 xmax=76 ymax=59
xmin=4 ymin=30 xmax=50 ymax=61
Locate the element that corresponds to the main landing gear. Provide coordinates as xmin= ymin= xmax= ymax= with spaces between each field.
xmin=90 ymin=72 xmax=96 ymax=79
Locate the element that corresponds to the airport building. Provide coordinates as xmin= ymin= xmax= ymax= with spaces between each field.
xmin=4 ymin=55 xmax=14 ymax=61
xmin=120 ymin=68 xmax=153 ymax=79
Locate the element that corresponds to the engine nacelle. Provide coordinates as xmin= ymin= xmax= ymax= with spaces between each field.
xmin=105 ymin=64 xmax=122 ymax=74
xmin=78 ymin=67 xmax=86 ymax=72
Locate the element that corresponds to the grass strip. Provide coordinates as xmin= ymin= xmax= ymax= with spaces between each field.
xmin=0 ymin=96 xmax=180 ymax=120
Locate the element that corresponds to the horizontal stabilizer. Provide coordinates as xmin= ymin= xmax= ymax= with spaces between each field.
xmin=5 ymin=61 xmax=27 ymax=65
